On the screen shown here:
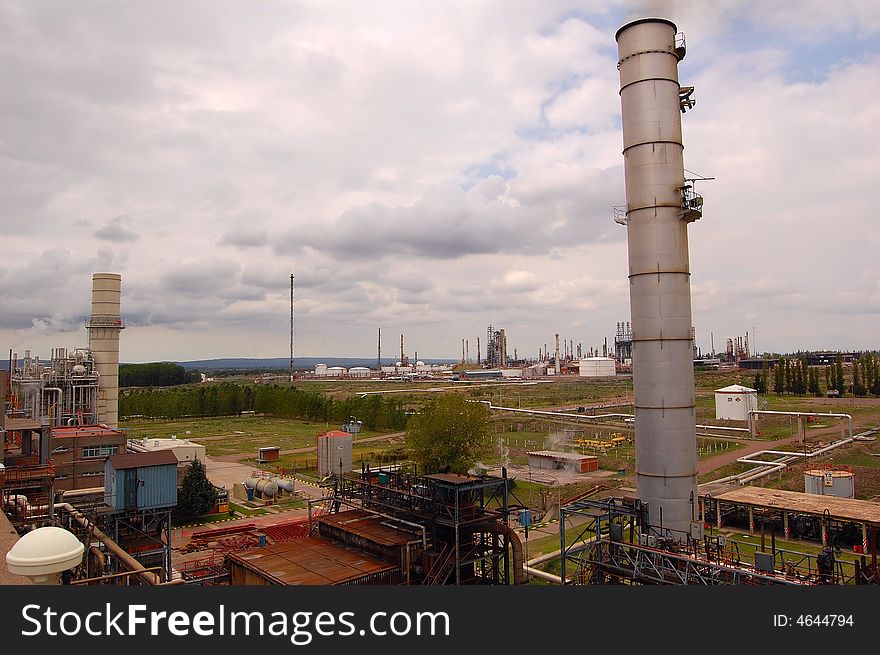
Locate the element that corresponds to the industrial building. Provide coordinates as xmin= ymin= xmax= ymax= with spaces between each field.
xmin=485 ymin=325 xmax=508 ymax=368
xmin=527 ymin=451 xmax=598 ymax=474
xmin=226 ymin=468 xmax=523 ymax=586
xmin=50 ymin=425 xmax=127 ymax=491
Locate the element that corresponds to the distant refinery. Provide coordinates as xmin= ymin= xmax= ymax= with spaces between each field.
xmin=3 ymin=15 xmax=879 ymax=591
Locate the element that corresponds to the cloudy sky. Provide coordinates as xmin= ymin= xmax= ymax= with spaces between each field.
xmin=1 ymin=0 xmax=878 ymax=364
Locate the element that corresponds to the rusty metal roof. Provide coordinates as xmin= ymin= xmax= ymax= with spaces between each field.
xmin=318 ymin=510 xmax=419 ymax=546
xmin=227 ymin=537 xmax=398 ymax=585
xmin=3 ymin=418 xmax=42 ymax=431
xmin=709 ymin=487 xmax=880 ymax=525
xmin=52 ymin=425 xmax=125 ymax=439
xmin=424 ymin=472 xmax=481 ymax=485
xmin=109 ymin=450 xmax=179 ymax=470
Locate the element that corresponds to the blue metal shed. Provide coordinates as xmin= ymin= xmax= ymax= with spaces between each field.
xmin=104 ymin=451 xmax=179 ymax=511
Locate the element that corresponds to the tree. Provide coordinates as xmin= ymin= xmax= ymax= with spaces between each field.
xmin=853 ymin=361 xmax=867 ymax=397
xmin=405 ymin=395 xmax=493 ymax=474
xmin=834 ymin=355 xmax=846 ymax=397
xmin=809 ymin=367 xmax=821 ymax=397
xmin=773 ymin=358 xmax=785 ymax=395
xmin=175 ymin=460 xmax=217 ymax=523
xmin=753 ymin=370 xmax=765 ymax=394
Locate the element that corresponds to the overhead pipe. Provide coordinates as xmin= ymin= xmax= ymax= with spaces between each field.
xmin=748 ymin=410 xmax=852 ymax=441
xmin=54 ymin=503 xmax=168 ymax=585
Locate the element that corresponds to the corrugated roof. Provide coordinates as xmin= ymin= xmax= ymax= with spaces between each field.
xmin=227 ymin=537 xmax=397 ymax=585
xmin=709 ymin=487 xmax=880 ymax=525
xmin=108 ymin=450 xmax=179 ymax=470
xmin=424 ymin=472 xmax=480 ymax=485
xmin=4 ymin=418 xmax=42 ymax=431
xmin=527 ymin=450 xmax=597 ymax=462
xmin=320 ymin=430 xmax=351 ymax=438
xmin=318 ymin=509 xmax=419 ymax=547
xmin=52 ymin=425 xmax=124 ymax=439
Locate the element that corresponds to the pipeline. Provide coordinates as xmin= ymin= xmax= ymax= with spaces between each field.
xmin=710 ymin=430 xmax=874 ymax=486
xmin=523 ymin=566 xmax=563 ymax=584
xmin=54 ymin=503 xmax=169 ymax=585
xmin=479 ymin=522 xmax=525 ymax=584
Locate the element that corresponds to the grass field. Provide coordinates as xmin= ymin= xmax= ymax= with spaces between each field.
xmin=119 ymin=415 xmax=393 ymax=456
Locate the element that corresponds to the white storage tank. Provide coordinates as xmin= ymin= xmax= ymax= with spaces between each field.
xmin=804 ymin=468 xmax=855 ymax=498
xmin=314 ymin=363 xmax=328 ymax=376
xmin=317 ymin=430 xmax=353 ymax=477
xmin=714 ymin=385 xmax=758 ymax=421
xmin=348 ymin=366 xmax=371 ymax=378
xmin=578 ymin=357 xmax=617 ymax=377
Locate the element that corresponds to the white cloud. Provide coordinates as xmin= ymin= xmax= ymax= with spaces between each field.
xmin=2 ymin=1 xmax=879 ymax=360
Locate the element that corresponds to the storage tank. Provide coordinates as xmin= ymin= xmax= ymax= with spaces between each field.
xmin=804 ymin=468 xmax=855 ymax=498
xmin=317 ymin=430 xmax=353 ymax=477
xmin=273 ymin=477 xmax=295 ymax=493
xmin=254 ymin=478 xmax=278 ymax=498
xmin=578 ymin=357 xmax=617 ymax=377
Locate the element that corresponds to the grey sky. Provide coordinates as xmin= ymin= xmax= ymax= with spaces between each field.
xmin=1 ymin=1 xmax=878 ymax=362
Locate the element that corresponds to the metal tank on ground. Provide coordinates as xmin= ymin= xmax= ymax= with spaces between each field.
xmin=804 ymin=468 xmax=855 ymax=499
xmin=615 ymin=18 xmax=701 ymax=536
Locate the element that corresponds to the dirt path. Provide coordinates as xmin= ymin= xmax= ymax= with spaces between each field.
xmin=210 ymin=431 xmax=406 ymax=463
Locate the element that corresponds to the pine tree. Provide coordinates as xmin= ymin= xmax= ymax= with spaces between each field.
xmin=773 ymin=359 xmax=784 ymax=395
xmin=853 ymin=361 xmax=867 ymax=397
xmin=834 ymin=355 xmax=845 ymax=397
xmin=809 ymin=367 xmax=821 ymax=396
xmin=175 ymin=460 xmax=218 ymax=523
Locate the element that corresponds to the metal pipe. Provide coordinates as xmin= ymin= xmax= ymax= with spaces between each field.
xmin=55 ymin=503 xmax=162 ymax=585
xmin=617 ymin=17 xmax=698 ymax=537
xmin=749 ymin=410 xmax=852 ymax=441
xmin=523 ymin=566 xmax=563 ymax=584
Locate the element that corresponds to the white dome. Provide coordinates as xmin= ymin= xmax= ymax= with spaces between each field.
xmin=72 ymin=364 xmax=87 ymax=375
xmin=416 ymin=361 xmax=425 ymax=366
xmin=6 ymin=526 xmax=84 ymax=584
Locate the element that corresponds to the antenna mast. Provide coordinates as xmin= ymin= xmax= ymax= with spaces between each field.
xmin=289 ymin=272 xmax=295 ymax=381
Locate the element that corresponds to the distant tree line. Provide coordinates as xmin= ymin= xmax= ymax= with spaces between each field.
xmin=119 ymin=383 xmax=408 ymax=430
xmin=756 ymin=353 xmax=880 ymax=398
xmin=119 ymin=362 xmax=201 ymax=387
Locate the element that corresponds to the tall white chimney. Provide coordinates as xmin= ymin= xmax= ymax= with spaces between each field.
xmin=616 ymin=18 xmax=699 ymax=536
xmin=87 ymin=273 xmax=124 ymax=427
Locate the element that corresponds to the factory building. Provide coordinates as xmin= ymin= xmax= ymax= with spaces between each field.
xmin=527 ymin=451 xmax=599 ymax=474
xmin=50 ymin=425 xmax=127 ymax=492
xmin=225 ymin=470 xmax=523 ymax=586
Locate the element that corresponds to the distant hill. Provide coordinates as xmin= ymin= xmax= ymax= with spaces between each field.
xmin=0 ymin=356 xmax=456 ymax=374
xmin=173 ymin=357 xmax=455 ymax=372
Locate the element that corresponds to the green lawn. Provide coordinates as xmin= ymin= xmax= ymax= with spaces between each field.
xmin=119 ymin=415 xmax=393 ymax=456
